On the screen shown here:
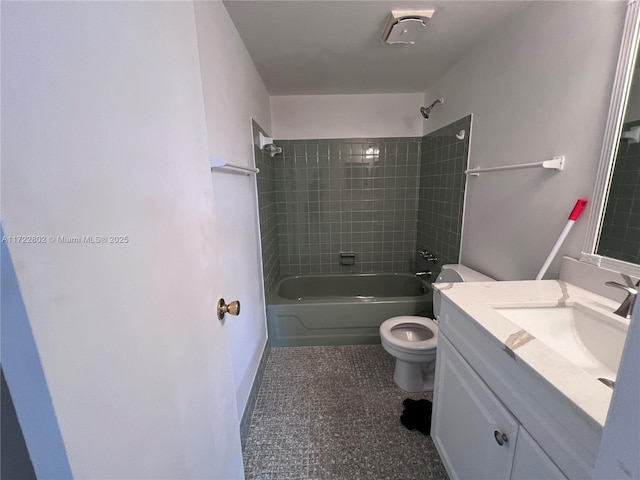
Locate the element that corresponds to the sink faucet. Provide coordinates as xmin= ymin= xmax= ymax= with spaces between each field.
xmin=605 ymin=279 xmax=639 ymax=319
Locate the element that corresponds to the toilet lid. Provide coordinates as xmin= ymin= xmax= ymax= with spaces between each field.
xmin=380 ymin=316 xmax=438 ymax=351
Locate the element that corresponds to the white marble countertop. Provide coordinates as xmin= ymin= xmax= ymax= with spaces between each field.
xmin=434 ymin=280 xmax=629 ymax=429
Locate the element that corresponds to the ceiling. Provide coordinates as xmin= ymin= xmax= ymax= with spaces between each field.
xmin=223 ymin=1 xmax=530 ymax=96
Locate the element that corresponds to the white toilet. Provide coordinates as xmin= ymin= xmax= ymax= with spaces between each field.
xmin=380 ymin=264 xmax=494 ymax=392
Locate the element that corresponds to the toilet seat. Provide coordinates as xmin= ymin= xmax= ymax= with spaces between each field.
xmin=380 ymin=316 xmax=438 ymax=352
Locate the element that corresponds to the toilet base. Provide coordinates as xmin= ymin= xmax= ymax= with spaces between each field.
xmin=393 ymin=359 xmax=435 ymax=392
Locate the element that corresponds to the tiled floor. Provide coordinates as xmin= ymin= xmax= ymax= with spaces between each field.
xmin=243 ymin=345 xmax=449 ymax=480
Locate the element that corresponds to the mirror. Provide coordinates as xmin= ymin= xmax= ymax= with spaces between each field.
xmin=597 ymin=47 xmax=640 ymax=265
xmin=582 ymin=3 xmax=640 ymax=277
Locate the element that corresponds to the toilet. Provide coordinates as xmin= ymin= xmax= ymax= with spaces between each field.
xmin=380 ymin=264 xmax=494 ymax=392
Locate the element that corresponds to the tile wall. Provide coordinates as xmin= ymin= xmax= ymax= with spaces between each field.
xmin=255 ymin=117 xmax=471 ymax=290
xmin=598 ymin=119 xmax=640 ymax=264
xmin=274 ymin=137 xmax=421 ymax=275
xmin=416 ymin=115 xmax=471 ymax=272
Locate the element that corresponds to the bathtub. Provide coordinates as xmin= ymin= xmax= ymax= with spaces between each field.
xmin=266 ymin=273 xmax=433 ymax=347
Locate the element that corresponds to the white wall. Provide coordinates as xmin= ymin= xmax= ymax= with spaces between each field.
xmin=271 ymin=93 xmax=424 ymax=139
xmin=195 ymin=1 xmax=271 ymax=417
xmin=1 ymin=235 xmax=72 ymax=479
xmin=2 ymin=2 xmax=244 ymax=478
xmin=421 ymin=1 xmax=627 ymax=280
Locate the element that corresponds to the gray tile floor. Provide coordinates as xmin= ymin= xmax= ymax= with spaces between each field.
xmin=243 ymin=345 xmax=449 ymax=480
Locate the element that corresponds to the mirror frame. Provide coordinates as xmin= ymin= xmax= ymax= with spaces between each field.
xmin=581 ymin=1 xmax=640 ymax=277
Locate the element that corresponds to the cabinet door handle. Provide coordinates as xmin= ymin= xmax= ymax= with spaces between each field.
xmin=494 ymin=430 xmax=508 ymax=446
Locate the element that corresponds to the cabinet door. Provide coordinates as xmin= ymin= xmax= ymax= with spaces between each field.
xmin=433 ymin=335 xmax=519 ymax=480
xmin=512 ymin=428 xmax=567 ymax=480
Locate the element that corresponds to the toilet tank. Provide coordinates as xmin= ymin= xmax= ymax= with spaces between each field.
xmin=435 ymin=264 xmax=495 ymax=283
xmin=433 ymin=264 xmax=495 ymax=320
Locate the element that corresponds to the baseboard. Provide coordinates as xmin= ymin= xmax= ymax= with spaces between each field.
xmin=240 ymin=340 xmax=271 ymax=450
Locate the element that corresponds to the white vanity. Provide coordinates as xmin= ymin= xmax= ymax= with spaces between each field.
xmin=431 ymin=280 xmax=629 ymax=480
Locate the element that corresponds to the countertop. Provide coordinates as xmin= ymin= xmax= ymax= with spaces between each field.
xmin=434 ymin=280 xmax=629 ymax=429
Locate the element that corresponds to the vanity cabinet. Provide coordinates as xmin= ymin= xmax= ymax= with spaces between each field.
xmin=511 ymin=428 xmax=567 ymax=480
xmin=430 ymin=282 xmax=618 ymax=479
xmin=433 ymin=334 xmax=519 ymax=479
xmin=433 ymin=335 xmax=567 ymax=480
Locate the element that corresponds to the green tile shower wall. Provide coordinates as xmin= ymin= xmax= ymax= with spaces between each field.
xmin=273 ymin=138 xmax=421 ymax=275
xmin=598 ymin=119 xmax=640 ymax=264
xmin=254 ymin=121 xmax=280 ymax=299
xmin=255 ymin=119 xmax=470 ymax=285
xmin=416 ymin=115 xmax=471 ymax=270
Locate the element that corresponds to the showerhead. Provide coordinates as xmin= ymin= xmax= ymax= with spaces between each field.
xmin=420 ymin=96 xmax=444 ymax=119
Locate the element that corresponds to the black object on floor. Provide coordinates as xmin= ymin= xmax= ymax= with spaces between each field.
xmin=401 ymin=398 xmax=433 ymax=436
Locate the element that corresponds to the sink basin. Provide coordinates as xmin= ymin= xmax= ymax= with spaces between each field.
xmin=494 ymin=303 xmax=628 ymax=380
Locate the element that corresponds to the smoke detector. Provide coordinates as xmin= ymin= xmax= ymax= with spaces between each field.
xmin=381 ymin=10 xmax=435 ymax=45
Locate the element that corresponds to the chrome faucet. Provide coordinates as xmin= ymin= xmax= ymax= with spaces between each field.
xmin=417 ymin=249 xmax=438 ymax=263
xmin=605 ymin=279 xmax=639 ymax=319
